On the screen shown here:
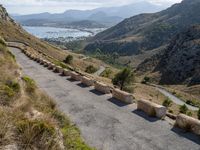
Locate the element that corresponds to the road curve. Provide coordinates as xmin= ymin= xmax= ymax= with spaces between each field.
xmin=157 ymin=87 xmax=199 ymax=111
xmin=10 ymin=47 xmax=200 ymax=150
xmin=94 ymin=66 xmax=105 ymax=76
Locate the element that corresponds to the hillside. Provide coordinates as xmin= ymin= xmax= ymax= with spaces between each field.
xmin=136 ymin=25 xmax=200 ymax=85
xmin=85 ymin=0 xmax=200 ymax=55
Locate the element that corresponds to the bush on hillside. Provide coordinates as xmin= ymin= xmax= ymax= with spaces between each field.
xmin=64 ymin=55 xmax=73 ymax=64
xmin=162 ymin=98 xmax=172 ymax=108
xmin=179 ymin=104 xmax=188 ymax=114
xmin=85 ymin=65 xmax=97 ymax=74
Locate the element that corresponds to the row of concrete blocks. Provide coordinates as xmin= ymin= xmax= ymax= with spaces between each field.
xmin=23 ymin=50 xmax=200 ymax=136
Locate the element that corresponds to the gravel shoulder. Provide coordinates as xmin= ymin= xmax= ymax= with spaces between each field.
xmin=10 ymin=47 xmax=200 ymax=150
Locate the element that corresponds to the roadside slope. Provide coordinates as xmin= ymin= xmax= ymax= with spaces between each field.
xmin=0 ymin=37 xmax=93 ymax=149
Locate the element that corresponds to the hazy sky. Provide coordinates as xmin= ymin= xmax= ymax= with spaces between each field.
xmin=0 ymin=0 xmax=182 ymax=15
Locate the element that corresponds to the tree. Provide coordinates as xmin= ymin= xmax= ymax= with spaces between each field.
xmin=64 ymin=55 xmax=73 ymax=64
xmin=198 ymin=108 xmax=200 ymax=120
xmin=179 ymin=104 xmax=188 ymax=114
xmin=112 ymin=68 xmax=134 ymax=90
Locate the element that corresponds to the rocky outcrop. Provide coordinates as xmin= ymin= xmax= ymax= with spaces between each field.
xmin=137 ymin=25 xmax=200 ymax=85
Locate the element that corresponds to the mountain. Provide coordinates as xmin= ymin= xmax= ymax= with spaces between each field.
xmin=95 ymin=1 xmax=168 ymax=18
xmin=85 ymin=0 xmax=200 ymax=55
xmin=136 ymin=25 xmax=200 ymax=85
xmin=0 ymin=4 xmax=67 ymax=61
xmin=12 ymin=1 xmax=167 ymax=28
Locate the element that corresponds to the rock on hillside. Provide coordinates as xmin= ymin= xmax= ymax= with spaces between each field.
xmin=85 ymin=0 xmax=200 ymax=55
xmin=0 ymin=4 xmax=14 ymax=22
xmin=136 ymin=25 xmax=200 ymax=85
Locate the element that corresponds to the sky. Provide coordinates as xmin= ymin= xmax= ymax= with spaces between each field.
xmin=0 ymin=0 xmax=182 ymax=15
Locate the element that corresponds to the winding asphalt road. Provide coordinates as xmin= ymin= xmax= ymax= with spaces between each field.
xmin=94 ymin=65 xmax=105 ymax=76
xmin=10 ymin=47 xmax=200 ymax=150
xmin=157 ymin=87 xmax=199 ymax=111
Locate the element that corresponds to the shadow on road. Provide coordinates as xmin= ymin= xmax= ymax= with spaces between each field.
xmin=77 ymin=83 xmax=89 ymax=88
xmin=108 ymin=97 xmax=128 ymax=107
xmin=89 ymin=89 xmax=105 ymax=96
xmin=171 ymin=127 xmax=200 ymax=145
xmin=67 ymin=78 xmax=78 ymax=82
xmin=132 ymin=110 xmax=159 ymax=122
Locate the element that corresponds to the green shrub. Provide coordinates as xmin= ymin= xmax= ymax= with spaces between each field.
xmin=142 ymin=76 xmax=150 ymax=84
xmin=186 ymin=100 xmax=196 ymax=106
xmin=162 ymin=98 xmax=172 ymax=108
xmin=168 ymin=109 xmax=173 ymax=114
xmin=100 ymin=68 xmax=113 ymax=78
xmin=187 ymin=111 xmax=192 ymax=116
xmin=64 ymin=55 xmax=73 ymax=64
xmin=22 ymin=76 xmax=36 ymax=93
xmin=179 ymin=104 xmax=188 ymax=114
xmin=6 ymin=80 xmax=20 ymax=93
xmin=85 ymin=65 xmax=97 ymax=74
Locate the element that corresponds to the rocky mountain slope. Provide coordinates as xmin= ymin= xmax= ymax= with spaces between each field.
xmin=136 ymin=25 xmax=200 ymax=85
xmin=0 ymin=4 xmax=67 ymax=61
xmin=85 ymin=0 xmax=200 ymax=55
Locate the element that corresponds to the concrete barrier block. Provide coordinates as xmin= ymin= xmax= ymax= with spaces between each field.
xmin=70 ymin=71 xmax=81 ymax=81
xmin=112 ymin=88 xmax=134 ymax=104
xmin=55 ymin=66 xmax=63 ymax=74
xmin=63 ymin=69 xmax=71 ymax=76
xmin=94 ymin=81 xmax=111 ymax=94
xmin=175 ymin=114 xmax=200 ymax=135
xmin=137 ymin=99 xmax=166 ymax=119
xmin=40 ymin=59 xmax=46 ymax=65
xmin=81 ymin=76 xmax=94 ymax=86
xmin=48 ymin=63 xmax=56 ymax=70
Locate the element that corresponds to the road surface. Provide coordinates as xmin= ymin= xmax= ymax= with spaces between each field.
xmin=9 ymin=47 xmax=200 ymax=150
xmin=94 ymin=66 xmax=105 ymax=76
xmin=157 ymin=87 xmax=199 ymax=111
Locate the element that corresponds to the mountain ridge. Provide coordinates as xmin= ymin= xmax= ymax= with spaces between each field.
xmin=85 ymin=0 xmax=200 ymax=55
xmin=12 ymin=1 xmax=167 ymax=28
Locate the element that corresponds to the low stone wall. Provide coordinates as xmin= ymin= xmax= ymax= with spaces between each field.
xmin=55 ymin=66 xmax=63 ymax=74
xmin=137 ymin=99 xmax=167 ymax=119
xmin=63 ymin=69 xmax=71 ymax=76
xmin=70 ymin=72 xmax=82 ymax=81
xmin=81 ymin=76 xmax=94 ymax=86
xmin=94 ymin=81 xmax=111 ymax=94
xmin=175 ymin=114 xmax=200 ymax=135
xmin=48 ymin=63 xmax=56 ymax=70
xmin=112 ymin=89 xmax=134 ymax=104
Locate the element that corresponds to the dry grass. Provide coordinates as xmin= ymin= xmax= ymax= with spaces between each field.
xmin=0 ymin=38 xmax=93 ymax=149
